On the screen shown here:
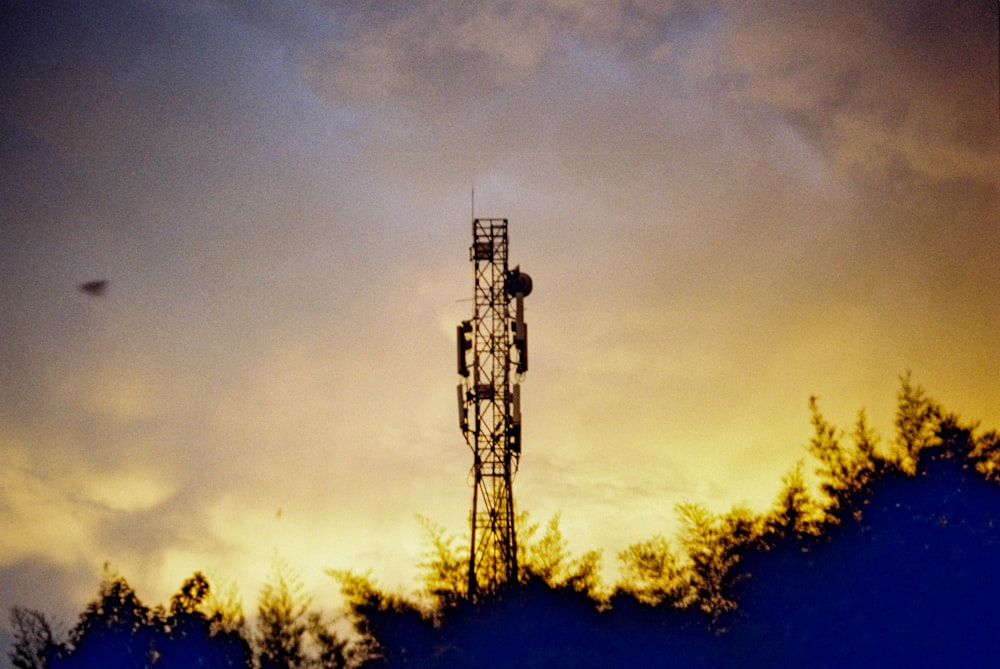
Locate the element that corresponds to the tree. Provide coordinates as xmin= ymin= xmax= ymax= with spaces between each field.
xmin=304 ymin=612 xmax=354 ymax=669
xmin=329 ymin=570 xmax=435 ymax=669
xmin=616 ymin=535 xmax=685 ymax=606
xmin=37 ymin=568 xmax=256 ymax=669
xmin=522 ymin=513 xmax=569 ymax=585
xmin=521 ymin=513 xmax=603 ymax=596
xmin=9 ymin=608 xmax=58 ymax=669
xmin=202 ymin=573 xmax=248 ymax=635
xmin=416 ymin=511 xmax=604 ymax=611
xmin=677 ymin=504 xmax=762 ymax=619
xmin=727 ymin=407 xmax=1000 ymax=668
xmin=618 ymin=505 xmax=763 ymax=619
xmin=765 ymin=461 xmax=820 ymax=541
xmin=893 ymin=371 xmax=941 ymax=474
xmin=49 ymin=565 xmax=157 ymax=669
xmin=156 ymin=572 xmax=253 ymax=669
xmin=169 ymin=572 xmax=210 ymax=617
xmin=256 ymin=554 xmax=311 ymax=669
xmin=807 ymin=397 xmax=882 ymax=524
xmin=970 ymin=428 xmax=1000 ymax=481
xmin=416 ymin=516 xmax=467 ymax=611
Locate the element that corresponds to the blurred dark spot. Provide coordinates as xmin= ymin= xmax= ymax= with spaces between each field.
xmin=79 ymin=280 xmax=108 ymax=296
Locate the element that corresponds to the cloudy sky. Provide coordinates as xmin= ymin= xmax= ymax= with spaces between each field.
xmin=1 ymin=0 xmax=997 ymax=650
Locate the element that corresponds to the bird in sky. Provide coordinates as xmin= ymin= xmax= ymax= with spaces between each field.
xmin=78 ymin=280 xmax=109 ymax=296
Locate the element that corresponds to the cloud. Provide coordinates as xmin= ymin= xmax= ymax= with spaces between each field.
xmin=0 ymin=556 xmax=99 ymax=625
xmin=1 ymin=450 xmax=102 ymax=567
xmin=297 ymin=0 xmax=726 ymax=131
xmin=706 ymin=0 xmax=1000 ymax=184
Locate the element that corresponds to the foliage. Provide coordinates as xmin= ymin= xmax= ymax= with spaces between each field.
xmin=520 ymin=513 xmax=602 ymax=596
xmin=256 ymin=554 xmax=311 ymax=669
xmin=677 ymin=503 xmax=762 ymax=618
xmin=807 ymin=398 xmax=883 ymax=524
xmin=53 ymin=564 xmax=158 ymax=669
xmin=394 ymin=374 xmax=1000 ymax=666
xmin=328 ymin=570 xmax=432 ymax=669
xmin=11 ymin=374 xmax=1000 ymax=668
xmin=416 ymin=516 xmax=467 ymax=611
xmin=726 ymin=409 xmax=1000 ymax=667
xmin=255 ymin=555 xmax=355 ymax=669
xmin=893 ymin=371 xmax=941 ymax=474
xmin=9 ymin=608 xmax=58 ymax=669
xmin=520 ymin=513 xmax=568 ymax=585
xmin=159 ymin=571 xmax=253 ymax=669
xmin=970 ymin=428 xmax=1000 ymax=481
xmin=8 ymin=564 xmax=356 ymax=669
xmin=765 ymin=460 xmax=820 ymax=540
xmin=304 ymin=612 xmax=354 ymax=669
xmin=616 ymin=535 xmax=684 ymax=606
xmin=169 ymin=572 xmax=210 ymax=617
xmin=417 ymin=510 xmax=603 ymax=613
xmin=616 ymin=504 xmax=763 ymax=621
xmin=201 ymin=573 xmax=247 ymax=635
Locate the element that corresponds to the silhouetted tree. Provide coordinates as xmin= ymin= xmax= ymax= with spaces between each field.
xmin=416 ymin=511 xmax=604 ymax=614
xmin=520 ymin=513 xmax=602 ymax=596
xmin=893 ymin=371 xmax=941 ymax=474
xmin=616 ymin=535 xmax=685 ymax=606
xmin=764 ymin=461 xmax=820 ymax=541
xmin=416 ymin=516 xmax=467 ymax=612
xmin=9 ymin=608 xmax=59 ymax=669
xmin=807 ymin=398 xmax=883 ymax=525
xmin=520 ymin=513 xmax=568 ymax=585
xmin=18 ymin=568 xmax=256 ymax=669
xmin=154 ymin=571 xmax=253 ymax=669
xmin=615 ymin=503 xmax=762 ymax=623
xmin=49 ymin=565 xmax=156 ymax=669
xmin=12 ymin=376 xmax=1000 ymax=669
xmin=337 ymin=512 xmax=611 ymax=669
xmin=330 ymin=571 xmax=436 ymax=669
xmin=303 ymin=612 xmax=354 ymax=669
xmin=194 ymin=574 xmax=255 ymax=669
xmin=970 ymin=427 xmax=1000 ymax=481
xmin=724 ymin=388 xmax=1000 ymax=667
xmin=201 ymin=574 xmax=248 ymax=635
xmin=676 ymin=504 xmax=761 ymax=619
xmin=256 ymin=554 xmax=311 ymax=669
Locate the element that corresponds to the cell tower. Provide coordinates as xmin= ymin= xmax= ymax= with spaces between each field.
xmin=457 ymin=217 xmax=532 ymax=599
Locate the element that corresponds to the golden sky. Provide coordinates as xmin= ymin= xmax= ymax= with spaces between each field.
xmin=1 ymin=0 xmax=998 ymax=647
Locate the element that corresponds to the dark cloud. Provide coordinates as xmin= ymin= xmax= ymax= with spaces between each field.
xmin=0 ymin=556 xmax=97 ymax=626
xmin=94 ymin=493 xmax=217 ymax=565
xmin=710 ymin=0 xmax=999 ymax=185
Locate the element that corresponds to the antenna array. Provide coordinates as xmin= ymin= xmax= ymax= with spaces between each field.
xmin=457 ymin=217 xmax=531 ymax=598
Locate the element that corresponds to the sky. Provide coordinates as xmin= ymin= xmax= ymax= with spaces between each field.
xmin=1 ymin=0 xmax=998 ymax=655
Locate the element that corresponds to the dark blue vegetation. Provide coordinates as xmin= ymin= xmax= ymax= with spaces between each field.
xmin=10 ymin=376 xmax=1000 ymax=668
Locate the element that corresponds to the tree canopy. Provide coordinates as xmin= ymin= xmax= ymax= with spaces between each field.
xmin=10 ymin=375 xmax=1000 ymax=668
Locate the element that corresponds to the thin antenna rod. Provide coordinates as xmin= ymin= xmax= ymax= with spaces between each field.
xmin=471 ymin=185 xmax=475 ymax=220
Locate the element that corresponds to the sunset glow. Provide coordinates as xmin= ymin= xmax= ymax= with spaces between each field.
xmin=1 ymin=1 xmax=997 ymax=659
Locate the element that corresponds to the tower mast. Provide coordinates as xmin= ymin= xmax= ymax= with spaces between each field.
xmin=457 ymin=217 xmax=531 ymax=599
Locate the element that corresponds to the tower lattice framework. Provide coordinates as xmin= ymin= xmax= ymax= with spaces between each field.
xmin=457 ymin=217 xmax=531 ymax=599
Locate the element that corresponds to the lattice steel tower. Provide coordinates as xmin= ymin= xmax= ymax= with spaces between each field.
xmin=457 ymin=217 xmax=532 ymax=599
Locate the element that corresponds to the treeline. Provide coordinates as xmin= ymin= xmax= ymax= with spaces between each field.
xmin=11 ymin=374 xmax=1000 ymax=668
xmin=9 ymin=556 xmax=352 ymax=669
